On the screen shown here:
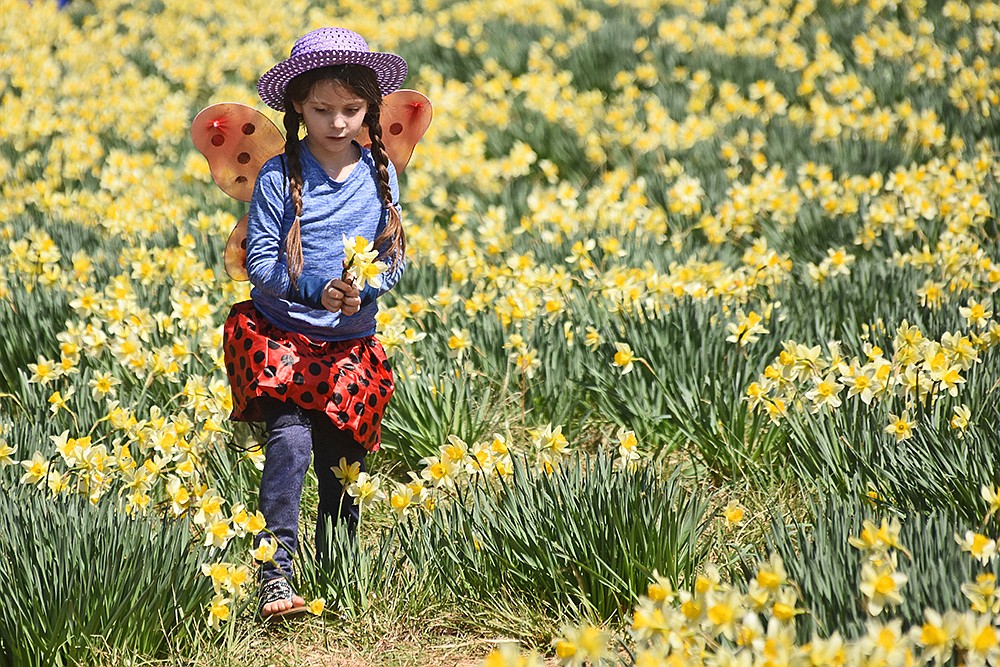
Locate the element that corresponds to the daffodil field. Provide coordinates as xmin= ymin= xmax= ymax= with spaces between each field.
xmin=1 ymin=0 xmax=1000 ymax=664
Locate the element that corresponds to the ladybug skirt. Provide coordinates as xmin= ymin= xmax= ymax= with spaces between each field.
xmin=223 ymin=300 xmax=394 ymax=452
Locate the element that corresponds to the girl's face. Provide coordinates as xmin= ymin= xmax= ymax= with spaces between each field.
xmin=293 ymin=79 xmax=369 ymax=166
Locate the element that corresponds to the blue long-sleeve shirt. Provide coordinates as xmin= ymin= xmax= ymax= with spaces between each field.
xmin=245 ymin=140 xmax=405 ymax=342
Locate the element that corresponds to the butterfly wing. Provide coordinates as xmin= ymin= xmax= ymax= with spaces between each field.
xmin=224 ymin=214 xmax=250 ymax=282
xmin=357 ymin=90 xmax=433 ymax=174
xmin=191 ymin=104 xmax=284 ymax=281
xmin=191 ymin=103 xmax=285 ymax=201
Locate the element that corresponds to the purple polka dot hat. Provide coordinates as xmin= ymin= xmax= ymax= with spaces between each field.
xmin=257 ymin=27 xmax=408 ymax=110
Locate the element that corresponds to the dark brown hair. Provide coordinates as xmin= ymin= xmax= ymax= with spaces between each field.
xmin=281 ymin=64 xmax=405 ymax=285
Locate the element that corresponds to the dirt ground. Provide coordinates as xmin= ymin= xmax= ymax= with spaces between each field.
xmin=228 ymin=621 xmax=557 ymax=667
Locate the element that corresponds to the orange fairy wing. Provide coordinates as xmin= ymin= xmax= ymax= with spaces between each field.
xmin=358 ymin=90 xmax=433 ymax=174
xmin=191 ymin=103 xmax=285 ymax=202
xmin=224 ymin=214 xmax=249 ymax=282
xmin=191 ymin=103 xmax=284 ymax=281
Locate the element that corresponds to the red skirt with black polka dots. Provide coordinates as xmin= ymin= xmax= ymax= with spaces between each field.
xmin=223 ymin=300 xmax=394 ymax=452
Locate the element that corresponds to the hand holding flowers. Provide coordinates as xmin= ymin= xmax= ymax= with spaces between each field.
xmin=322 ymin=236 xmax=388 ymax=314
xmin=321 ymin=277 xmax=360 ymax=315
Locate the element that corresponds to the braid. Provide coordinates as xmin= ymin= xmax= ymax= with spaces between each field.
xmin=280 ymin=64 xmax=405 ymax=282
xmin=282 ymin=109 xmax=305 ymax=285
xmin=366 ymin=108 xmax=405 ymax=270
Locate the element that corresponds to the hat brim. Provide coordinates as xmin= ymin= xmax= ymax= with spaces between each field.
xmin=257 ymin=49 xmax=408 ymax=110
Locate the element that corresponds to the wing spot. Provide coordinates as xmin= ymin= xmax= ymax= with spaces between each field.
xmin=237 ymin=152 xmax=251 ymax=164
xmin=389 ymin=122 xmax=403 ymax=136
xmin=211 ymin=134 xmax=225 ymax=146
xmin=242 ymin=123 xmax=256 ymax=135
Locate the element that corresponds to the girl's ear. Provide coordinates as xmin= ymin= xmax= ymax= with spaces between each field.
xmin=292 ymin=100 xmax=303 ymax=115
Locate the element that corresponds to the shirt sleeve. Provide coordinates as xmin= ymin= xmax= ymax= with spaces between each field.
xmin=245 ymin=159 xmax=329 ymax=309
xmin=359 ymin=161 xmax=406 ymax=306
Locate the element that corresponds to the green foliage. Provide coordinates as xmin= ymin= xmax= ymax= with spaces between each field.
xmin=590 ymin=300 xmax=787 ymax=478
xmin=561 ymin=17 xmax=641 ymax=93
xmin=0 ymin=285 xmax=67 ymax=394
xmin=399 ymin=452 xmax=713 ymax=620
xmin=773 ymin=266 xmax=932 ymax=344
xmin=761 ymin=497 xmax=998 ymax=641
xmin=297 ymin=520 xmax=417 ymax=619
xmin=380 ymin=355 xmax=503 ymax=468
xmin=203 ymin=427 xmax=265 ymax=513
xmin=0 ymin=484 xmax=216 ymax=667
xmin=520 ymin=316 xmax=596 ymax=436
xmin=784 ymin=399 xmax=998 ymax=524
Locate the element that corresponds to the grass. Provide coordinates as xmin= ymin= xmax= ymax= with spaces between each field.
xmin=84 ymin=610 xmax=532 ymax=667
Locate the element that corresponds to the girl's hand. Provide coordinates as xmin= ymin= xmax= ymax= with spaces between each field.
xmin=322 ymin=278 xmax=361 ymax=315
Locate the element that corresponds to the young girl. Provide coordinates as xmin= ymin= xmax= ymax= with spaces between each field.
xmin=222 ymin=27 xmax=407 ymax=620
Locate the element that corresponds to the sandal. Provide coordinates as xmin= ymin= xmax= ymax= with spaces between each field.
xmin=257 ymin=577 xmax=308 ymax=621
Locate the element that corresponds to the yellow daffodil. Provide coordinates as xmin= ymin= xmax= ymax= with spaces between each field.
xmin=771 ymin=588 xmax=805 ymax=623
xmin=706 ymin=589 xmax=744 ymax=641
xmin=342 ymin=234 xmax=387 ymax=290
xmin=447 ymin=328 xmax=472 ymax=358
xmin=962 ymin=574 xmax=1000 ymax=614
xmin=342 ymin=234 xmax=377 ymax=267
xmin=206 ymin=594 xmax=231 ymax=629
xmin=88 ymin=371 xmax=120 ymax=400
xmin=726 ymin=309 xmax=769 ymax=347
xmin=532 ymin=424 xmax=570 ymax=456
xmin=346 ymin=472 xmax=386 ymax=509
xmin=805 ymin=374 xmax=843 ymax=412
xmin=956 ymin=530 xmax=997 ymax=566
xmin=482 ymin=643 xmax=545 ymax=667
xmin=245 ymin=510 xmax=266 ymax=534
xmin=849 ymin=517 xmax=906 ymax=556
xmin=193 ymin=489 xmax=224 ymax=526
xmin=468 ymin=441 xmax=495 ymax=476
xmin=885 ymin=412 xmax=916 ymax=442
xmin=389 ymin=483 xmax=415 ymax=518
xmin=47 ymin=388 xmax=75 ymax=416
xmin=951 ymin=404 xmax=972 ymax=434
xmin=419 ymin=455 xmax=460 ymax=488
xmin=0 ymin=441 xmax=16 ymax=466
xmin=612 ymin=342 xmax=636 ymax=374
xmin=960 ymin=298 xmax=992 ymax=328
xmin=331 ymin=457 xmax=361 ymax=486
xmin=251 ymin=537 xmax=278 ymax=564
xmin=859 ymin=561 xmax=908 ymax=616
xmin=19 ymin=452 xmax=49 ymax=487
xmin=615 ymin=426 xmax=640 ymax=467
xmin=442 ymin=435 xmax=468 ymax=463
xmin=584 ymin=326 xmax=603 ymax=349
xmin=553 ymin=624 xmax=610 ymax=666
xmin=724 ymin=500 xmax=745 ymax=527
xmin=909 ymin=608 xmax=959 ymax=664
xmin=224 ymin=565 xmax=250 ymax=597
xmin=201 ymin=562 xmax=229 ymax=593
xmin=27 ymin=356 xmax=59 ymax=385
xmin=755 ymin=553 xmax=788 ymax=591
xmin=203 ymin=518 xmax=235 ymax=549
